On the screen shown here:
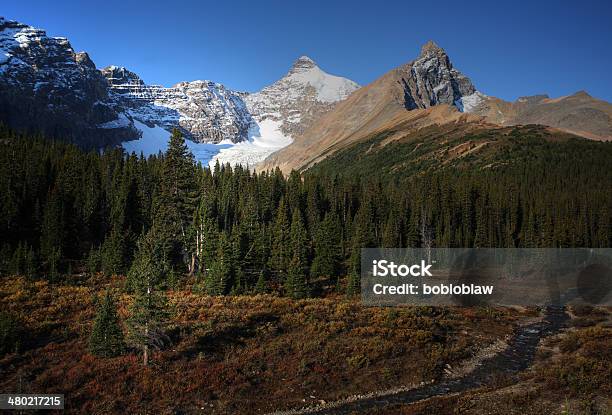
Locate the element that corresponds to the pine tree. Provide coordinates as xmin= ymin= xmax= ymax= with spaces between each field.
xmin=126 ymin=231 xmax=169 ymax=366
xmin=290 ymin=209 xmax=309 ymax=271
xmin=254 ymin=271 xmax=268 ymax=294
xmin=101 ymin=228 xmax=125 ymax=276
xmin=268 ymin=198 xmax=291 ymax=278
xmin=346 ymin=238 xmax=362 ymax=297
xmin=87 ymin=246 xmax=102 ymax=276
xmin=310 ymin=212 xmax=342 ymax=278
xmin=40 ymin=189 xmax=64 ymax=276
xmin=24 ymin=245 xmax=37 ymax=280
xmin=286 ymin=253 xmax=308 ymax=299
xmin=154 ymin=129 xmax=198 ymax=272
xmin=205 ymin=232 xmax=232 ymax=295
xmin=89 ymin=291 xmax=125 ymax=357
xmin=346 ymin=268 xmax=361 ymax=297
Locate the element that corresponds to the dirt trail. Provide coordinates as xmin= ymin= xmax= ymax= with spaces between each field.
xmin=268 ymin=306 xmax=568 ymax=415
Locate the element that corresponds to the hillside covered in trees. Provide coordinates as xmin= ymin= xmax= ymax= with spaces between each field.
xmin=1 ymin=124 xmax=612 ymax=297
xmin=1 ymin=126 xmax=611 ymax=413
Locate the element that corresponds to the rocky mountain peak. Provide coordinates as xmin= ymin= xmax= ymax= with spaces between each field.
xmin=101 ymin=65 xmax=144 ymax=87
xmin=419 ymin=40 xmax=445 ymax=57
xmin=0 ymin=17 xmax=137 ymax=148
xmin=289 ymin=55 xmax=318 ymax=74
xmin=572 ymin=90 xmax=592 ymax=98
xmin=398 ymin=40 xmax=482 ymax=112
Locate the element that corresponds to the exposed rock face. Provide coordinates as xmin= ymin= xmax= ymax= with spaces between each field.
xmin=258 ymin=41 xmax=485 ymax=174
xmin=244 ymin=55 xmax=360 ymax=137
xmin=0 ymin=17 xmax=137 ymax=148
xmin=258 ymin=40 xmax=612 ymax=174
xmin=2 ymin=16 xmax=610 ymax=168
xmin=207 ymin=55 xmax=360 ymax=168
xmin=399 ymin=41 xmax=482 ymax=111
xmin=101 ymin=66 xmax=253 ymax=143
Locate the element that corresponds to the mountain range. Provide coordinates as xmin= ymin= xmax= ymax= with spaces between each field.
xmin=1 ymin=17 xmax=611 ymax=172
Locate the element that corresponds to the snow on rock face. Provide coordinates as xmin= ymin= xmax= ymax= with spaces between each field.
xmin=245 ymin=56 xmax=360 ymax=139
xmin=209 ymin=119 xmax=294 ymax=169
xmin=455 ymin=91 xmax=487 ymax=113
xmin=124 ymin=117 xmax=293 ymax=170
xmin=283 ymin=55 xmax=360 ymax=103
xmin=113 ymin=56 xmax=358 ymax=168
xmin=101 ymin=66 xmax=253 ymax=144
xmin=0 ymin=17 xmax=358 ymax=167
xmin=116 ymin=56 xmax=358 ymax=168
xmin=0 ymin=17 xmax=137 ymax=147
xmin=124 ymin=120 xmax=234 ymax=166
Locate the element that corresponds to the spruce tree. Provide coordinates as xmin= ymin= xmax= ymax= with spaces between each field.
xmin=268 ymin=198 xmax=291 ymax=278
xmin=126 ymin=231 xmax=169 ymax=366
xmin=205 ymin=232 xmax=232 ymax=295
xmin=346 ymin=238 xmax=362 ymax=297
xmin=290 ymin=209 xmax=309 ymax=265
xmin=286 ymin=253 xmax=308 ymax=299
xmin=87 ymin=246 xmax=102 ymax=276
xmin=89 ymin=291 xmax=125 ymax=358
xmin=101 ymin=228 xmax=125 ymax=276
xmin=154 ymin=129 xmax=198 ymax=272
xmin=311 ymin=212 xmax=342 ymax=278
xmin=254 ymin=271 xmax=268 ymax=294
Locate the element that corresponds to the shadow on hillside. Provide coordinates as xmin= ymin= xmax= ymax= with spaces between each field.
xmin=183 ymin=312 xmax=280 ymax=360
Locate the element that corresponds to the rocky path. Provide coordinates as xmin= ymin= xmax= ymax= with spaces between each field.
xmin=269 ymin=306 xmax=568 ymax=415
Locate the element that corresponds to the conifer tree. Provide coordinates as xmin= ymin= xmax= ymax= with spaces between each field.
xmin=101 ymin=228 xmax=125 ymax=275
xmin=154 ymin=129 xmax=198 ymax=272
xmin=126 ymin=231 xmax=169 ymax=366
xmin=87 ymin=246 xmax=101 ymax=276
xmin=89 ymin=291 xmax=125 ymax=357
xmin=311 ymin=211 xmax=342 ymax=278
xmin=268 ymin=198 xmax=291 ymax=278
xmin=286 ymin=253 xmax=308 ymax=299
xmin=346 ymin=238 xmax=362 ymax=297
xmin=205 ymin=232 xmax=232 ymax=295
xmin=290 ymin=209 xmax=309 ymax=271
xmin=40 ymin=189 xmax=64 ymax=276
xmin=254 ymin=271 xmax=268 ymax=294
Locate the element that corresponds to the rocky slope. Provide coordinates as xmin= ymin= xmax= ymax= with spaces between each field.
xmin=208 ymin=56 xmax=360 ymax=167
xmin=245 ymin=55 xmax=359 ymax=137
xmin=258 ymin=41 xmax=487 ymax=173
xmin=258 ymin=41 xmax=612 ymax=173
xmin=101 ymin=65 xmax=252 ymax=143
xmin=472 ymin=91 xmax=612 ymax=141
xmin=0 ymin=17 xmax=137 ymax=148
xmin=0 ymin=17 xmax=359 ymax=165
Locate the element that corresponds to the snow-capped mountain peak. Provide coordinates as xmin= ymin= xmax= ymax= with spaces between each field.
xmin=208 ymin=57 xmax=360 ymax=168
xmin=101 ymin=65 xmax=253 ymax=144
xmin=288 ymin=55 xmax=318 ymax=73
xmin=279 ymin=55 xmax=360 ymax=103
xmin=0 ymin=17 xmax=360 ymax=169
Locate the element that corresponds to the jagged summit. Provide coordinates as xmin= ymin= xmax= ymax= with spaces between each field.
xmin=295 ymin=55 xmax=316 ymax=65
xmin=419 ymin=40 xmax=445 ymax=56
xmin=0 ymin=17 xmax=137 ymax=147
xmin=101 ymin=65 xmax=145 ymax=87
xmin=400 ymin=40 xmax=483 ymax=112
xmin=288 ymin=55 xmax=318 ymax=74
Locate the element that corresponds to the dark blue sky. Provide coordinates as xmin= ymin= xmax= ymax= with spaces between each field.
xmin=4 ymin=0 xmax=612 ymax=101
